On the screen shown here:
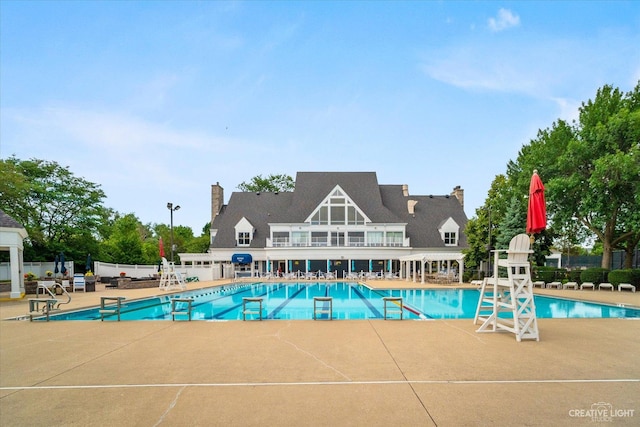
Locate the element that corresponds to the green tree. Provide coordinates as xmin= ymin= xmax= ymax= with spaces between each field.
xmin=237 ymin=174 xmax=295 ymax=192
xmin=495 ymin=196 xmax=526 ymax=250
xmin=99 ymin=214 xmax=149 ymax=265
xmin=514 ymin=83 xmax=640 ymax=268
xmin=0 ymin=157 xmax=107 ymax=261
xmin=463 ymin=174 xmax=512 ymax=275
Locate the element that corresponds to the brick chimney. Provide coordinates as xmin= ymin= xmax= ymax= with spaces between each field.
xmin=211 ymin=182 xmax=224 ymax=224
xmin=451 ymin=185 xmax=464 ymax=208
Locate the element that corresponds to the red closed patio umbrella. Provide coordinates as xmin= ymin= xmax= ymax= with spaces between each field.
xmin=159 ymin=237 xmax=165 ymax=258
xmin=526 ymin=169 xmax=547 ymax=240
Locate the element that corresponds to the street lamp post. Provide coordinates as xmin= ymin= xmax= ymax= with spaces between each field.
xmin=167 ymin=202 xmax=180 ymax=263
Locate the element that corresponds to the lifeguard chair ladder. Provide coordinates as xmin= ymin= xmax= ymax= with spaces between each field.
xmin=474 ymin=234 xmax=539 ymax=342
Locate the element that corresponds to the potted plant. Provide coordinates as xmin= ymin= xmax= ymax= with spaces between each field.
xmin=85 ymin=270 xmax=96 ymax=283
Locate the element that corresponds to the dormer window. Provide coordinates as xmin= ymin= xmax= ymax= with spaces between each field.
xmin=234 ymin=217 xmax=254 ymax=247
xmin=439 ymin=217 xmax=460 ymax=247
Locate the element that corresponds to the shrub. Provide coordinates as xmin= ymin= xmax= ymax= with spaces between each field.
xmin=580 ymin=268 xmax=609 ymax=285
xmin=533 ymin=267 xmax=565 ymax=283
xmin=630 ymin=269 xmax=640 ymax=287
xmin=608 ymin=270 xmax=634 ymax=287
xmin=567 ymin=270 xmax=582 ymax=283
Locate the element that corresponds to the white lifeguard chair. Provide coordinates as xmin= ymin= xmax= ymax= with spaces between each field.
xmin=159 ymin=257 xmax=186 ymax=291
xmin=474 ymin=234 xmax=539 ymax=342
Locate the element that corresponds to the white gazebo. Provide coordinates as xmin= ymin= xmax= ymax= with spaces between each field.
xmin=0 ymin=209 xmax=29 ymax=298
xmin=398 ymin=252 xmax=465 ymax=284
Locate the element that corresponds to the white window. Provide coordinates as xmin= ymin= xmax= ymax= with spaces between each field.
xmin=237 ymin=232 xmax=250 ymax=246
xmin=444 ymin=232 xmax=457 ymax=245
xmin=306 ymin=186 xmax=369 ymax=226
xmin=272 ymin=231 xmax=289 ymax=247
xmin=311 ymin=231 xmax=328 ymax=246
xmin=387 ymin=231 xmax=403 ymax=246
xmin=292 ymin=231 xmax=308 ymax=246
xmin=368 ymin=231 xmax=384 ymax=246
xmin=348 ymin=231 xmax=365 ymax=246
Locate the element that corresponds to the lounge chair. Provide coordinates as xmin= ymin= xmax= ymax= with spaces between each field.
xmin=546 ymin=281 xmax=562 ymax=289
xmin=598 ymin=282 xmax=614 ymax=291
xmin=533 ymin=281 xmax=546 ymax=289
xmin=563 ymin=281 xmax=579 ymax=290
xmin=580 ymin=282 xmax=595 ymax=290
xmin=618 ymin=283 xmax=636 ymax=292
xmin=470 ymin=279 xmax=484 ymax=288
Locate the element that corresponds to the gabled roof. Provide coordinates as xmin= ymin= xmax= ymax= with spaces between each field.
xmin=210 ymin=172 xmax=468 ymax=249
xmin=283 ymin=172 xmax=401 ymax=223
xmin=379 ymin=185 xmax=468 ymax=248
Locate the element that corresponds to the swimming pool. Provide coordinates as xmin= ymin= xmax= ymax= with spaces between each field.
xmin=36 ymin=282 xmax=640 ymax=321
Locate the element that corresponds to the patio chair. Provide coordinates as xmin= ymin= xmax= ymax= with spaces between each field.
xmin=73 ymin=274 xmax=86 ymax=292
xmin=36 ymin=280 xmax=56 ymax=297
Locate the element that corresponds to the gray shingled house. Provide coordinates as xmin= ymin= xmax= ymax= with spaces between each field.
xmin=179 ymin=172 xmax=468 ymax=282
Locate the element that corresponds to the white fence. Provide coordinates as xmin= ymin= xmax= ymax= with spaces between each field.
xmin=95 ymin=261 xmax=223 ymax=281
xmin=0 ymin=262 xmax=75 ymax=281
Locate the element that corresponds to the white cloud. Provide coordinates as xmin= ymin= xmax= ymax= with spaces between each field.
xmin=488 ymin=8 xmax=520 ymax=32
xmin=421 ymin=29 xmax=640 ymax=107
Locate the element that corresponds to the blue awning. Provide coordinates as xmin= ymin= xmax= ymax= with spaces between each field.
xmin=231 ymin=253 xmax=252 ymax=264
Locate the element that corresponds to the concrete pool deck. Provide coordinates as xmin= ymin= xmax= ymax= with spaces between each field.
xmin=1 ymin=280 xmax=639 ymax=426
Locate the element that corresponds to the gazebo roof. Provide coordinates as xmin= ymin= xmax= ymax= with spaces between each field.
xmin=0 ymin=208 xmax=24 ymax=229
xmin=0 ymin=208 xmax=28 ymax=240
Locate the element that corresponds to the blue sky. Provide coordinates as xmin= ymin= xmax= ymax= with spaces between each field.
xmin=2 ymin=1 xmax=639 ymax=233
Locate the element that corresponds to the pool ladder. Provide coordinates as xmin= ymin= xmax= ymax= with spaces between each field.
xmin=171 ymin=298 xmax=193 ymax=321
xmin=99 ymin=297 xmax=126 ymax=321
xmin=29 ymin=283 xmax=72 ymax=321
xmin=242 ymin=297 xmax=263 ymax=320
xmin=313 ymin=297 xmax=333 ymax=320
xmin=383 ymin=297 xmax=404 ymax=320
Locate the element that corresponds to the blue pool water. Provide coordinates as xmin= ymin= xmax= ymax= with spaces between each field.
xmin=41 ymin=282 xmax=640 ymax=321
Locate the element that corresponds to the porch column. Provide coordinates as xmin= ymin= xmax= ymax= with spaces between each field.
xmin=10 ymin=246 xmax=24 ymax=298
